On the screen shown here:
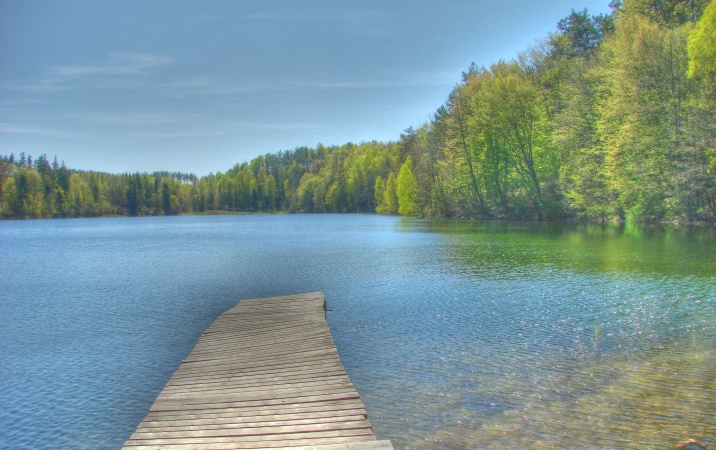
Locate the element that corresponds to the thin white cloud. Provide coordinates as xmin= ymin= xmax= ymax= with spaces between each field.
xmin=0 ymin=99 xmax=45 ymax=115
xmin=281 ymin=69 xmax=457 ymax=91
xmin=4 ymin=53 xmax=174 ymax=94
xmin=145 ymin=117 xmax=321 ymax=136
xmin=0 ymin=122 xmax=76 ymax=138
xmin=55 ymin=52 xmax=174 ymax=78
xmin=0 ymin=123 xmax=38 ymax=134
xmin=4 ymin=78 xmax=66 ymax=94
xmin=247 ymin=121 xmax=321 ymax=131
xmin=60 ymin=111 xmax=193 ymax=128
xmin=51 ymin=109 xmax=320 ymax=140
xmin=160 ymin=76 xmax=277 ymax=97
xmin=160 ymin=68 xmax=456 ymax=100
xmin=141 ymin=121 xmax=320 ymax=139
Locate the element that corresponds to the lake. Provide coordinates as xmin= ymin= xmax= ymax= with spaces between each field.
xmin=1 ymin=214 xmax=714 ymax=449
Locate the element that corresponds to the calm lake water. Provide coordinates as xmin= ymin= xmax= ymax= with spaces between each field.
xmin=1 ymin=214 xmax=714 ymax=449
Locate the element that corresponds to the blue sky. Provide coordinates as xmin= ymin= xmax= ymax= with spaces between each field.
xmin=1 ymin=0 xmax=612 ymax=176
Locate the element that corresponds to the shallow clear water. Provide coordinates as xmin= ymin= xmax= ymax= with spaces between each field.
xmin=1 ymin=215 xmax=714 ymax=449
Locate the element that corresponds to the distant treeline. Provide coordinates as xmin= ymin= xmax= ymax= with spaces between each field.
xmin=1 ymin=0 xmax=714 ymax=222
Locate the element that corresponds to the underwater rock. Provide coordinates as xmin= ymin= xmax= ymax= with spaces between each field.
xmin=674 ymin=439 xmax=707 ymax=450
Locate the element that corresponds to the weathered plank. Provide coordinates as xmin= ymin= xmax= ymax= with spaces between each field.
xmin=136 ymin=411 xmax=370 ymax=430
xmin=123 ymin=429 xmax=377 ymax=447
xmin=150 ymin=391 xmax=363 ymax=413
xmin=124 ymin=434 xmax=379 ymax=449
xmin=141 ymin=399 xmax=367 ymax=420
xmin=123 ymin=292 xmax=392 ymax=449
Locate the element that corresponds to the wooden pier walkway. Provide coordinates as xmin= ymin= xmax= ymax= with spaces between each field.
xmin=122 ymin=292 xmax=393 ymax=450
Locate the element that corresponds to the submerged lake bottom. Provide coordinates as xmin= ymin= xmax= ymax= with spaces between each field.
xmin=1 ymin=215 xmax=714 ymax=449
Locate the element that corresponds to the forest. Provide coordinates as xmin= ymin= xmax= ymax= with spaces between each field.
xmin=1 ymin=0 xmax=714 ymax=222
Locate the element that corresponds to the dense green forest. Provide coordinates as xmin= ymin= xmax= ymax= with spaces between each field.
xmin=1 ymin=0 xmax=714 ymax=222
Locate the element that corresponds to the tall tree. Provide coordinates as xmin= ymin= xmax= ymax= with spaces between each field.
xmin=374 ymin=175 xmax=387 ymax=214
xmin=598 ymin=9 xmax=693 ymax=220
xmin=687 ymin=0 xmax=716 ymax=94
xmin=557 ymin=8 xmax=615 ymax=59
xmin=383 ymin=172 xmax=399 ymax=215
xmin=397 ymin=157 xmax=420 ymax=216
xmin=684 ymin=0 xmax=716 ymax=219
xmin=481 ymin=61 xmax=557 ymax=217
xmin=2 ymin=177 xmax=18 ymax=217
xmin=626 ymin=0 xmax=708 ymax=26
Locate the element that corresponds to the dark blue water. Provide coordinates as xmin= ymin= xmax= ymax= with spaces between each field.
xmin=1 ymin=215 xmax=714 ymax=449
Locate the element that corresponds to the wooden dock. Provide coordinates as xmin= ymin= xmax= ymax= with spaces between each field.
xmin=122 ymin=292 xmax=393 ymax=450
